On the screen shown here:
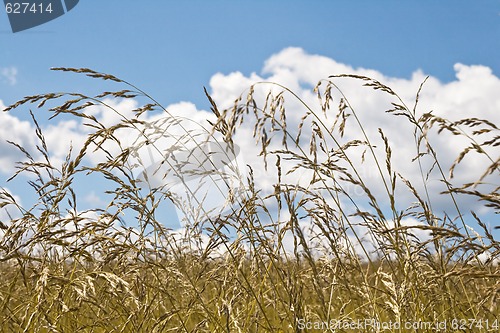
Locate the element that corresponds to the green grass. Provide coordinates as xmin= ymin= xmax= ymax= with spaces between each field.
xmin=0 ymin=68 xmax=498 ymax=332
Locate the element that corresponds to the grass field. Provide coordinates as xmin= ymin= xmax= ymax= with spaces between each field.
xmin=1 ymin=68 xmax=498 ymax=332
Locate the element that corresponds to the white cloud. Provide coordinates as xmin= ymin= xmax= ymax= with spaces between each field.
xmin=1 ymin=67 xmax=18 ymax=86
xmin=208 ymin=47 xmax=500 ymax=214
xmin=0 ymin=187 xmax=22 ymax=234
xmin=476 ymin=250 xmax=499 ymax=265
xmin=0 ymin=99 xmax=38 ymax=175
xmin=83 ymin=191 xmax=107 ymax=207
xmin=43 ymin=119 xmax=88 ymax=165
xmin=1 ymin=48 xmax=498 ymax=257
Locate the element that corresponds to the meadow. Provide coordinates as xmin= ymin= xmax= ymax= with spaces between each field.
xmin=0 ymin=68 xmax=498 ymax=332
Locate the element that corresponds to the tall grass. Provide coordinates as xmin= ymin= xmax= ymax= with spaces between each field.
xmin=0 ymin=68 xmax=498 ymax=332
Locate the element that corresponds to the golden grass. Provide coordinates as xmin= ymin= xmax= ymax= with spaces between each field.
xmin=0 ymin=68 xmax=498 ymax=332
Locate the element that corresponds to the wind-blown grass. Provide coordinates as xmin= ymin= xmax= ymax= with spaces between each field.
xmin=0 ymin=68 xmax=498 ymax=332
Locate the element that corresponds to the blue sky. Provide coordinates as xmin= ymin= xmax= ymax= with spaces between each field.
xmin=1 ymin=1 xmax=499 ymax=109
xmin=1 ymin=1 xmax=499 ymax=244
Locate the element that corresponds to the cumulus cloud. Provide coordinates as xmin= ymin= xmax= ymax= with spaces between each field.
xmin=0 ymin=100 xmax=38 ymax=175
xmin=0 ymin=187 xmax=22 ymax=232
xmin=1 ymin=48 xmax=498 ymax=255
xmin=1 ymin=67 xmax=18 ymax=86
xmin=83 ymin=191 xmax=107 ymax=207
xmin=209 ymin=47 xmax=499 ymax=214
